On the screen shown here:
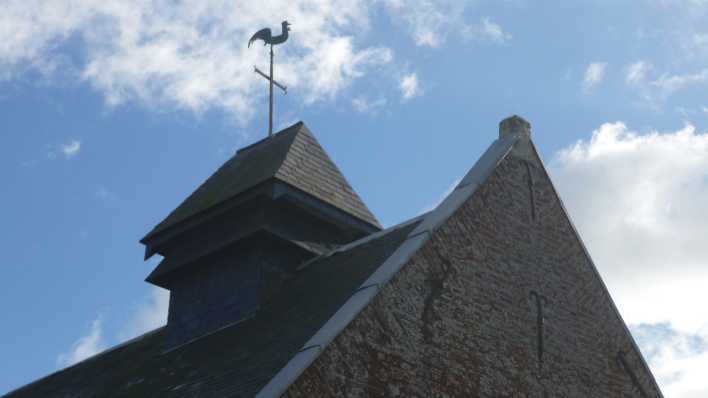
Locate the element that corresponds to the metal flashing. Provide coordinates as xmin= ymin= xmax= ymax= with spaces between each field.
xmin=254 ymin=345 xmax=321 ymax=398
xmin=295 ymin=214 xmax=426 ymax=272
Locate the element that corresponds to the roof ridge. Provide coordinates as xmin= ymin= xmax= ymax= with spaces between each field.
xmin=236 ymin=121 xmax=303 ymax=155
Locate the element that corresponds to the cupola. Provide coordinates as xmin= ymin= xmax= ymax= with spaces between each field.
xmin=140 ymin=122 xmax=381 ymax=348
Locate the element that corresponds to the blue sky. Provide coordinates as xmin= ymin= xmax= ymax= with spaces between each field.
xmin=2 ymin=1 xmax=708 ymax=396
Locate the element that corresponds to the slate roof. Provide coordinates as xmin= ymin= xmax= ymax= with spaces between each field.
xmin=5 ymin=218 xmax=420 ymax=398
xmin=143 ymin=122 xmax=381 ymax=241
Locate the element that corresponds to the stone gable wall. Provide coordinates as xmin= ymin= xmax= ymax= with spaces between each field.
xmin=284 ymin=142 xmax=660 ymax=397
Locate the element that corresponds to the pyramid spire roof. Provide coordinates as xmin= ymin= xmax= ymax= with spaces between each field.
xmin=143 ymin=121 xmax=380 ymax=243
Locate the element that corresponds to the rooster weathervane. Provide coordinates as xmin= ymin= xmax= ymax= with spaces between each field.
xmin=249 ymin=21 xmax=291 ymax=137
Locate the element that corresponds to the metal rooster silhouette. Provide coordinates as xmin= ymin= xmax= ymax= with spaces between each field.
xmin=249 ymin=21 xmax=291 ymax=137
xmin=248 ymin=21 xmax=291 ymax=48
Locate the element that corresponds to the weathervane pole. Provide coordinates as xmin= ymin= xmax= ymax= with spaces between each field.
xmin=269 ymin=44 xmax=274 ymax=137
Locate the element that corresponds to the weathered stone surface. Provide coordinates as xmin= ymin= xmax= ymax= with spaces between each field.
xmin=499 ymin=115 xmax=531 ymax=139
xmin=285 ymin=140 xmax=660 ymax=397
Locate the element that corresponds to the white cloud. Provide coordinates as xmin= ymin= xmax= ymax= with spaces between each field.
xmin=119 ymin=287 xmax=169 ymax=341
xmin=551 ymin=121 xmax=708 ymax=395
xmin=616 ymin=1 xmax=708 ymax=109
xmin=582 ymin=62 xmax=607 ymax=92
xmin=624 ymin=61 xmax=649 ymax=86
xmin=478 ymin=18 xmax=511 ymax=43
xmin=0 ymin=1 xmax=391 ymax=122
xmin=0 ymin=1 xmax=507 ymax=119
xmin=56 ymin=317 xmax=106 ymax=367
xmin=460 ymin=17 xmax=511 ymax=44
xmin=381 ymin=0 xmax=467 ymax=47
xmin=551 ymin=122 xmax=708 ymax=333
xmin=57 ymin=287 xmax=168 ymax=370
xmin=623 ymin=67 xmax=708 ymax=108
xmin=632 ymin=322 xmax=708 ymax=397
xmin=352 ymin=97 xmax=387 ymax=113
xmin=61 ymin=140 xmax=81 ymax=158
xmin=400 ymin=73 xmax=421 ymax=100
xmin=651 ymin=69 xmax=708 ymax=95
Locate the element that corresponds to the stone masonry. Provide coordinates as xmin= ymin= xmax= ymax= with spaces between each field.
xmin=284 ymin=134 xmax=661 ymax=397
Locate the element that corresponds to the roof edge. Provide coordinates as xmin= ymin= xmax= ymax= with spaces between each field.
xmin=254 ymin=133 xmax=520 ymax=398
xmin=3 ymin=326 xmax=165 ymax=397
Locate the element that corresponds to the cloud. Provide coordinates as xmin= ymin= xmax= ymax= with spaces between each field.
xmin=551 ymin=122 xmax=708 ymax=395
xmin=550 ymin=122 xmax=708 ymax=333
xmin=582 ymin=62 xmax=607 ymax=92
xmin=57 ymin=287 xmax=168 ymax=370
xmin=623 ymin=67 xmax=708 ymax=108
xmin=480 ymin=18 xmax=511 ymax=43
xmin=624 ymin=61 xmax=649 ymax=86
xmin=617 ymin=1 xmax=708 ymax=109
xmin=400 ymin=73 xmax=421 ymax=100
xmin=61 ymin=140 xmax=81 ymax=158
xmin=0 ymin=1 xmax=391 ymax=122
xmin=618 ymin=0 xmax=708 ymax=109
xmin=0 ymin=1 xmax=510 ymax=120
xmin=56 ymin=317 xmax=106 ymax=367
xmin=651 ymin=69 xmax=708 ymax=95
xmin=119 ymin=287 xmax=169 ymax=341
xmin=352 ymin=97 xmax=387 ymax=113
xmin=462 ymin=18 xmax=511 ymax=44
xmin=632 ymin=322 xmax=708 ymax=397
xmin=381 ymin=0 xmax=467 ymax=47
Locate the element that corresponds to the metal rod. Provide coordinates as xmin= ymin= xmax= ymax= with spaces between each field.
xmin=269 ymin=44 xmax=274 ymax=137
xmin=530 ymin=291 xmax=546 ymax=364
xmin=254 ymin=67 xmax=287 ymax=93
xmin=525 ymin=161 xmax=537 ymax=221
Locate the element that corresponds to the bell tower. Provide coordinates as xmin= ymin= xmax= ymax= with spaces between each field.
xmin=141 ymin=122 xmax=381 ymax=348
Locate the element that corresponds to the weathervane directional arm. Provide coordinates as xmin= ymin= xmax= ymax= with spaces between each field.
xmin=254 ymin=66 xmax=287 ymax=93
